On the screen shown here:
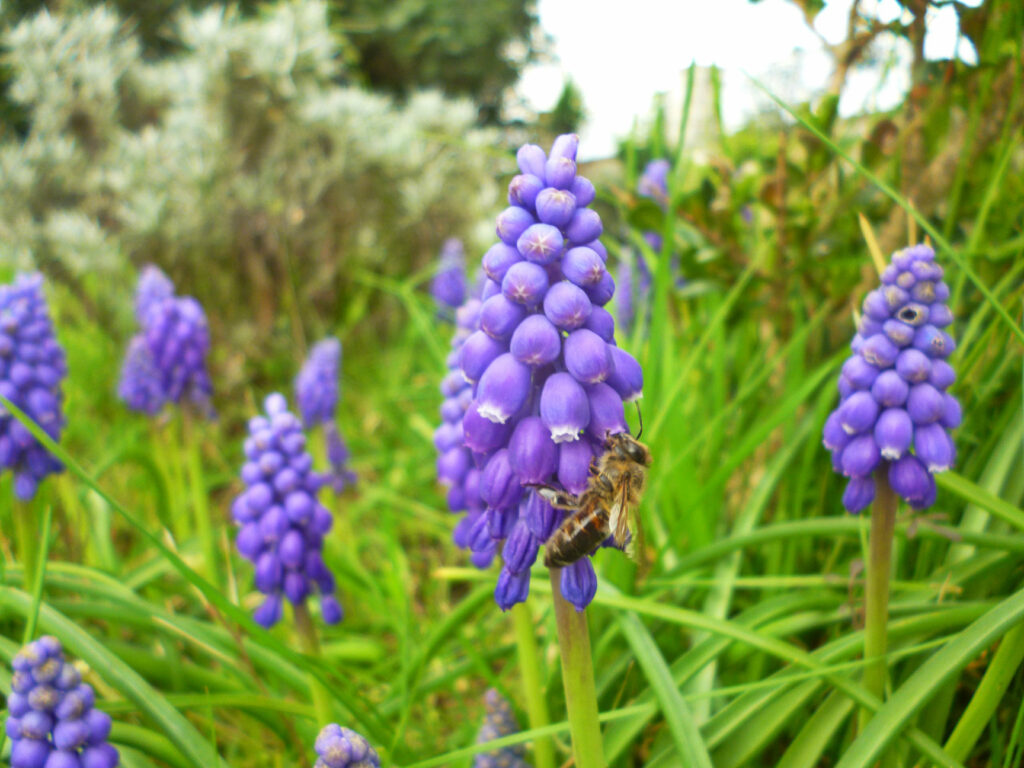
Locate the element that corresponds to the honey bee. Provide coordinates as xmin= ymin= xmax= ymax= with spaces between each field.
xmin=533 ymin=427 xmax=652 ymax=569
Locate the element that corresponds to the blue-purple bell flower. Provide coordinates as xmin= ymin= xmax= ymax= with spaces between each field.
xmin=6 ymin=636 xmax=120 ymax=768
xmin=444 ymin=134 xmax=644 ymax=611
xmin=233 ymin=393 xmax=343 ymax=627
xmin=432 ymin=238 xmax=468 ymax=315
xmin=119 ymin=266 xmax=213 ymax=417
xmin=0 ymin=273 xmax=68 ymax=500
xmin=314 ymin=723 xmax=380 ymax=768
xmin=472 ymin=688 xmax=530 ymax=768
xmin=295 ymin=338 xmax=356 ymax=493
xmin=823 ymin=244 xmax=959 ymax=512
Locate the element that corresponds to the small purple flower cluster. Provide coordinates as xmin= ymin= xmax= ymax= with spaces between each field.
xmin=5 ymin=636 xmax=119 ymax=768
xmin=0 ymin=273 xmax=67 ymax=500
xmin=451 ymin=134 xmax=643 ymax=611
xmin=313 ymin=724 xmax=379 ymax=768
xmin=472 ymin=689 xmax=529 ymax=768
xmin=232 ymin=393 xmax=342 ymax=628
xmin=437 ymin=297 xmax=493 ymax=568
xmin=118 ymin=266 xmax=212 ymax=416
xmin=823 ymin=244 xmax=960 ymax=512
xmin=432 ymin=237 xmax=468 ymax=314
xmin=295 ymin=338 xmax=356 ymax=492
xmin=637 ymin=158 xmax=670 ymax=254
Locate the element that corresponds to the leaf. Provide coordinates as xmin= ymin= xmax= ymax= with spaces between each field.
xmin=835 ymin=587 xmax=1024 ymax=768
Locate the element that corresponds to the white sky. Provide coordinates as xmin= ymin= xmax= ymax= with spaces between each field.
xmin=516 ymin=0 xmax=981 ymax=159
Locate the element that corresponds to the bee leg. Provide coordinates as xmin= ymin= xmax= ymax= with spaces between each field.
xmin=526 ymin=483 xmax=580 ymax=511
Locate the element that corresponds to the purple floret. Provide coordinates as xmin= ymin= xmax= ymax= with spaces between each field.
xmin=314 ymin=724 xmax=380 ymax=768
xmin=233 ymin=393 xmax=342 ymax=627
xmin=472 ymin=689 xmax=530 ymax=768
xmin=0 ymin=273 xmax=67 ymax=500
xmin=432 ymin=238 xmax=468 ymax=314
xmin=294 ymin=337 xmax=356 ymax=493
xmin=6 ymin=637 xmax=119 ymax=768
xmin=823 ymin=244 xmax=959 ymax=512
xmin=119 ymin=266 xmax=213 ymax=417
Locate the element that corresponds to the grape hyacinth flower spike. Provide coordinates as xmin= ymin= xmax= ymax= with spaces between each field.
xmin=822 ymin=243 xmax=959 ymax=512
xmin=6 ymin=636 xmax=119 ymax=768
xmin=432 ymin=237 xmax=468 ymax=315
xmin=232 ymin=393 xmax=343 ymax=627
xmin=0 ymin=273 xmax=68 ymax=500
xmin=295 ymin=337 xmax=357 ymax=493
xmin=457 ymin=132 xmax=643 ymax=613
xmin=118 ymin=265 xmax=213 ymax=417
xmin=314 ymin=724 xmax=380 ymax=768
xmin=473 ymin=689 xmax=530 ymax=768
xmin=822 ymin=241 xmax=958 ymax=736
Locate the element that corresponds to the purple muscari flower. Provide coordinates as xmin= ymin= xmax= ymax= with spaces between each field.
xmin=119 ymin=268 xmax=213 ymax=417
xmin=443 ymin=134 xmax=643 ymax=611
xmin=432 ymin=238 xmax=467 ymax=314
xmin=134 ymin=264 xmax=174 ymax=324
xmin=472 ymin=689 xmax=529 ymax=768
xmin=117 ymin=336 xmax=166 ymax=416
xmin=6 ymin=637 xmax=119 ymax=768
xmin=314 ymin=723 xmax=380 ymax=768
xmin=822 ymin=244 xmax=959 ymax=512
xmin=233 ymin=394 xmax=342 ymax=627
xmin=0 ymin=273 xmax=67 ymax=500
xmin=295 ymin=338 xmax=356 ymax=493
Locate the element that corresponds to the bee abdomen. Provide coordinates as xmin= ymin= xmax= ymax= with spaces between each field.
xmin=543 ymin=506 xmax=608 ymax=568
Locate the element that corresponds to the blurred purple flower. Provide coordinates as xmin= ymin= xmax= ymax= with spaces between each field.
xmin=472 ymin=689 xmax=529 ymax=768
xmin=6 ymin=636 xmax=119 ymax=768
xmin=823 ymin=244 xmax=959 ymax=512
xmin=295 ymin=337 xmax=356 ymax=493
xmin=119 ymin=266 xmax=213 ymax=417
xmin=232 ymin=393 xmax=342 ymax=627
xmin=0 ymin=273 xmax=67 ymax=500
xmin=432 ymin=238 xmax=468 ymax=315
xmin=314 ymin=723 xmax=380 ymax=768
xmin=442 ymin=134 xmax=643 ymax=611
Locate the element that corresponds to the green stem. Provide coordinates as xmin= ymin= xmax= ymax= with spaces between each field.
xmin=14 ymin=496 xmax=37 ymax=592
xmin=182 ymin=414 xmax=218 ymax=585
xmin=295 ymin=603 xmax=333 ymax=726
xmin=860 ymin=471 xmax=897 ymax=734
xmin=944 ymin=620 xmax=1024 ymax=762
xmin=549 ymin=568 xmax=606 ymax=768
xmin=511 ymin=602 xmax=556 ymax=768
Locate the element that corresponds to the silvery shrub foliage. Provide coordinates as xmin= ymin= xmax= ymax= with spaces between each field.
xmin=0 ymin=1 xmax=495 ymax=320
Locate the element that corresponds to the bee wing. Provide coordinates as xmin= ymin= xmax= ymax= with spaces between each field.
xmin=609 ymin=481 xmax=631 ymax=549
xmin=528 ymin=484 xmax=581 ymax=511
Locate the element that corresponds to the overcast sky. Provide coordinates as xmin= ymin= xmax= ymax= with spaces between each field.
xmin=516 ymin=0 xmax=981 ymax=159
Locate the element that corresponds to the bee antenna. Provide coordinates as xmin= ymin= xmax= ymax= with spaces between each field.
xmin=634 ymin=401 xmax=643 ymax=440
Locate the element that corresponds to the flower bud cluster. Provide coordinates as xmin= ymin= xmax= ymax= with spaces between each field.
xmin=295 ymin=338 xmax=356 ymax=493
xmin=454 ymin=134 xmax=644 ymax=611
xmin=472 ymin=689 xmax=529 ymax=768
xmin=314 ymin=724 xmax=380 ymax=768
xmin=0 ymin=273 xmax=67 ymax=500
xmin=437 ymin=297 xmax=494 ymax=569
xmin=232 ymin=393 xmax=342 ymax=628
xmin=119 ymin=266 xmax=212 ymax=416
xmin=823 ymin=244 xmax=960 ymax=512
xmin=432 ymin=237 xmax=468 ymax=314
xmin=5 ymin=636 xmax=119 ymax=768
